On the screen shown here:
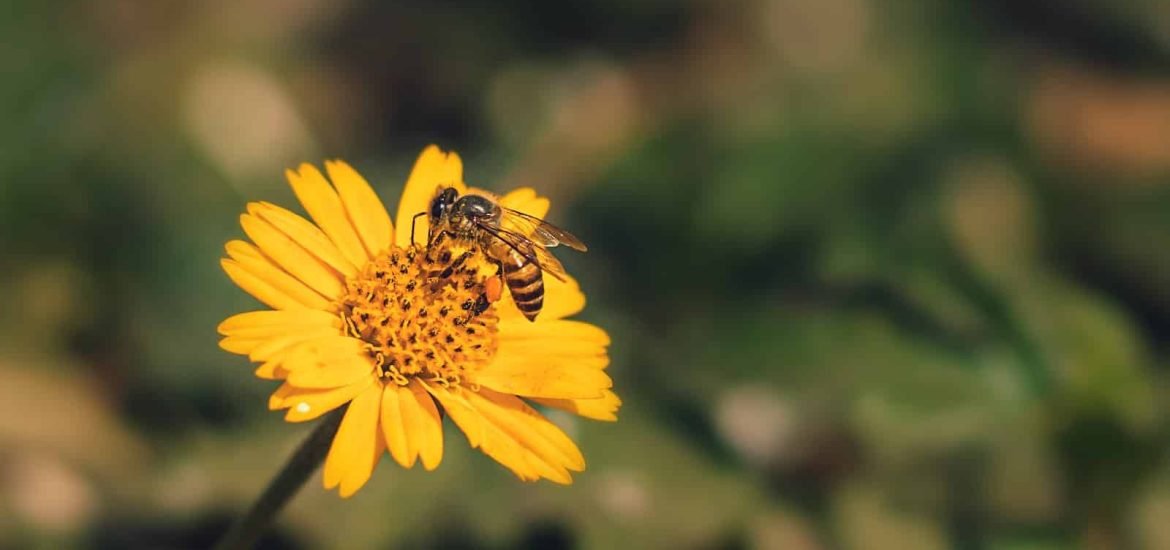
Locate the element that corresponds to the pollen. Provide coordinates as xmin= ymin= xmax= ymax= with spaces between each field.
xmin=339 ymin=242 xmax=498 ymax=387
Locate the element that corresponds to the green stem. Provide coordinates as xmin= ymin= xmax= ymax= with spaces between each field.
xmin=215 ymin=406 xmax=347 ymax=550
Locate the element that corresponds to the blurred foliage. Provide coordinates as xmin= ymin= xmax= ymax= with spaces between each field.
xmin=4 ymin=0 xmax=1170 ymax=548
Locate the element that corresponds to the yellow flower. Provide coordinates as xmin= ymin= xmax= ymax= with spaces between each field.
xmin=218 ymin=145 xmax=619 ymax=497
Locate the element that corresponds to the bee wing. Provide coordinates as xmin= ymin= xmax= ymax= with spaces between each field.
xmin=528 ymin=242 xmax=569 ymax=282
xmin=480 ymin=223 xmax=570 ymax=282
xmin=499 ymin=207 xmax=588 ymax=252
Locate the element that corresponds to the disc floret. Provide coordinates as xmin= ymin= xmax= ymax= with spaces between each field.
xmin=339 ymin=243 xmax=498 ymax=387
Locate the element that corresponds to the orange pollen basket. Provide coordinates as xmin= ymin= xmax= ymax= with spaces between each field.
xmin=338 ymin=243 xmax=498 ymax=388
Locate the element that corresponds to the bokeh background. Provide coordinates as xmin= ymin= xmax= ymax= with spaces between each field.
xmin=4 ymin=0 xmax=1170 ymax=548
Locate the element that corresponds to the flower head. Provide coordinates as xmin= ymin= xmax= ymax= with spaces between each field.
xmin=218 ymin=146 xmax=618 ymax=496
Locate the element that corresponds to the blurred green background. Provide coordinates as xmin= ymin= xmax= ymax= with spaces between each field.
xmin=4 ymin=0 xmax=1170 ymax=548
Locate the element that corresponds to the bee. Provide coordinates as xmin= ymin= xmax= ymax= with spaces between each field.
xmin=414 ymin=186 xmax=587 ymax=321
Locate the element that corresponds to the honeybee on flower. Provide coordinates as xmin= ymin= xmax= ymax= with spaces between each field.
xmin=418 ymin=185 xmax=588 ymax=321
xmin=218 ymin=146 xmax=618 ymax=496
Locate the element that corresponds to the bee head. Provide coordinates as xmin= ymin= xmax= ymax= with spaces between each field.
xmin=429 ymin=187 xmax=459 ymax=222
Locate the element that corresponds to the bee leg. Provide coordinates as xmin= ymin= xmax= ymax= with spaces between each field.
xmin=456 ymin=261 xmax=501 ymax=319
xmin=427 ymin=249 xmax=475 ymax=293
xmin=423 ymin=231 xmax=449 ymax=263
xmin=420 ymin=229 xmax=453 ymax=280
xmin=471 ymin=293 xmax=490 ymax=316
xmin=409 ymin=211 xmax=427 ymax=246
xmin=438 ymin=250 xmax=474 ymax=280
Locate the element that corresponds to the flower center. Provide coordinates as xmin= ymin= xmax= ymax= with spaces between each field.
xmin=339 ymin=243 xmax=498 ymax=387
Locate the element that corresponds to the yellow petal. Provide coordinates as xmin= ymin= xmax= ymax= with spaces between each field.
xmin=532 ymin=389 xmax=622 ymax=422
xmin=248 ymin=332 xmax=358 ymax=366
xmin=498 ymin=187 xmax=550 ymax=218
xmin=407 ymin=381 xmax=444 ymax=470
xmin=380 ymin=384 xmax=416 ymax=468
xmin=222 ymin=258 xmax=320 ymax=311
xmin=252 ymin=351 xmax=294 ymax=379
xmin=224 ymin=241 xmax=331 ymax=310
xmin=254 ymin=361 xmax=287 ymax=380
xmin=286 ymin=353 xmax=374 ymax=389
xmin=241 ymin=212 xmax=344 ymax=299
xmin=278 ymin=376 xmax=375 ymax=422
xmin=475 ymin=332 xmax=612 ymax=399
xmin=324 ymin=386 xmax=382 ymax=497
xmin=543 ymin=273 xmax=587 ymax=320
xmin=424 ymin=384 xmax=540 ymax=481
xmin=219 ymin=336 xmax=264 ymax=355
xmin=482 ymin=318 xmax=613 ymax=395
xmin=326 ymin=160 xmax=394 ymax=257
xmin=250 ymin=202 xmax=357 ymax=278
xmin=247 ymin=333 xmax=315 ymax=363
xmin=268 ymin=382 xmax=298 ymax=410
xmin=394 ymin=145 xmax=466 ymax=247
xmin=470 ymin=389 xmax=584 ymax=472
xmin=279 ymin=336 xmax=374 ymax=388
xmin=498 ymin=319 xmax=611 ymax=349
xmin=217 ymin=310 xmax=341 ymax=358
xmin=287 ymin=164 xmax=369 ymax=267
xmin=218 ymin=329 xmax=335 ymax=361
xmin=218 ymin=309 xmax=340 ymax=335
xmin=424 ymin=384 xmax=577 ymax=483
xmin=382 ymin=381 xmax=445 ymax=470
xmin=493 ymin=344 xmax=609 ymax=368
xmin=423 ymin=383 xmax=482 ymax=446
xmin=276 ymin=335 xmax=367 ymax=365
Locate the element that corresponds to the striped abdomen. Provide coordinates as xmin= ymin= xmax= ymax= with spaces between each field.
xmin=500 ymin=248 xmax=544 ymax=321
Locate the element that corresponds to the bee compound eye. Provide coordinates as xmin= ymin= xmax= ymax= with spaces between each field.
xmin=430 ymin=187 xmax=459 ymax=219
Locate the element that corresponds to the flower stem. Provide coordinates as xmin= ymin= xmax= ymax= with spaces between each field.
xmin=215 ymin=406 xmax=347 ymax=550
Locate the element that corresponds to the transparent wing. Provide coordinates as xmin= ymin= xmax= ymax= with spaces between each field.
xmin=479 ymin=223 xmax=569 ymax=282
xmin=528 ymin=243 xmax=569 ymax=282
xmin=499 ymin=207 xmax=588 ymax=252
